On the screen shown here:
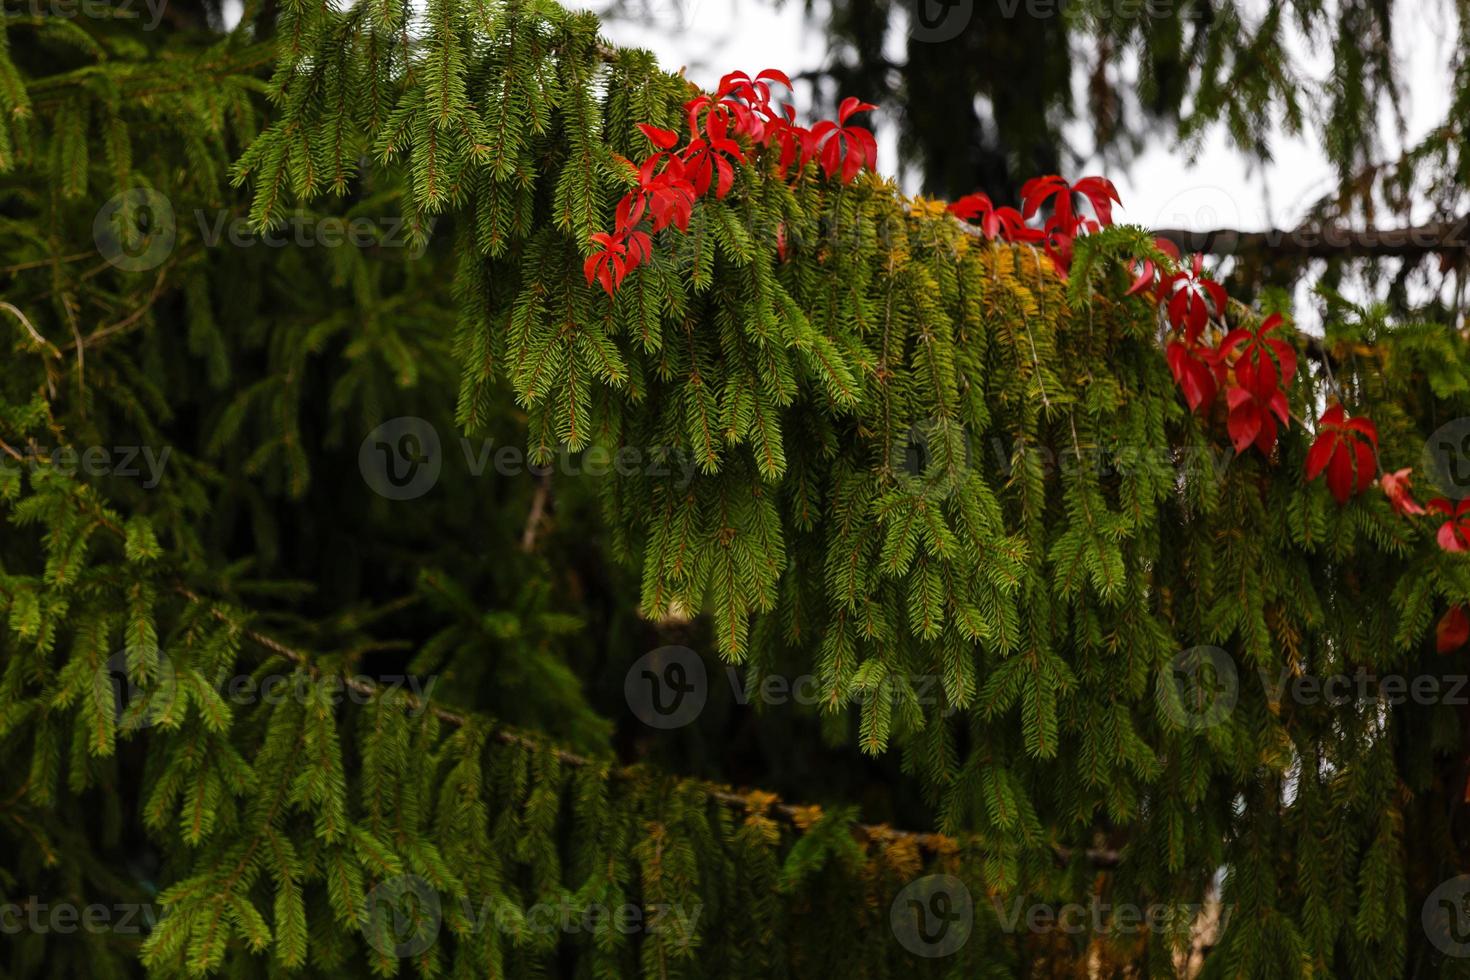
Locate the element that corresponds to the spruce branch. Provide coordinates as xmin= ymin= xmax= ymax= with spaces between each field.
xmin=171 ymin=585 xmax=1121 ymax=867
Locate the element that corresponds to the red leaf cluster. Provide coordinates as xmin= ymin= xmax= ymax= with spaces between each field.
xmin=585 ymin=68 xmax=878 ymax=297
xmin=1381 ymin=468 xmax=1426 ymax=516
xmin=1304 ymin=405 xmax=1378 ymax=505
xmin=1439 ymin=605 xmax=1470 ymax=654
xmin=586 ymin=99 xmax=1470 ymax=622
xmin=945 ymin=174 xmax=1120 ymax=279
xmin=1219 ymin=313 xmax=1297 ymax=456
xmin=1429 ymin=498 xmax=1470 ymax=552
xmin=1130 ymin=240 xmax=1302 ymax=460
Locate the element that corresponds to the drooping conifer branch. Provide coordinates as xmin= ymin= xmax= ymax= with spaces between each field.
xmin=174 ymin=586 xmax=1122 ymax=866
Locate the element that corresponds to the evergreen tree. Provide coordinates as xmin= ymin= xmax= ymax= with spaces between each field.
xmin=795 ymin=0 xmax=1470 ymax=318
xmin=1 ymin=1 xmax=1470 ymax=978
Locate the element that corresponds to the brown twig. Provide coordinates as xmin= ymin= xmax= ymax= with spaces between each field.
xmin=520 ymin=472 xmax=550 ymax=552
xmin=171 ymin=585 xmax=1121 ymax=867
xmin=1 ymin=302 xmax=60 ymax=358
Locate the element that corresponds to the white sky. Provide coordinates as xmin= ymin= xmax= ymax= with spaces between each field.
xmin=580 ymin=0 xmax=1458 ymax=235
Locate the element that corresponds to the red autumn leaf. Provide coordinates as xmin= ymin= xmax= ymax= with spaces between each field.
xmin=683 ymin=94 xmax=728 ymax=138
xmin=1225 ymin=382 xmax=1289 ymax=456
xmin=755 ymin=67 xmax=793 ymax=89
xmin=1127 ymin=237 xmax=1182 ymax=296
xmin=613 ymin=192 xmax=645 ymax=236
xmin=997 ymin=207 xmax=1043 ymax=243
xmin=1019 ymin=174 xmax=1120 ymax=235
xmin=1042 ymin=227 xmax=1074 ymax=278
xmin=638 ymin=156 xmax=697 ymax=232
xmin=809 ymin=97 xmax=878 ymax=183
xmin=1073 ymin=176 xmax=1121 ymax=225
xmin=947 ymin=193 xmax=1037 ymax=243
xmin=1161 ymin=254 xmax=1228 ymax=341
xmin=1221 ymin=312 xmax=1297 ymax=399
xmin=1304 ymin=404 xmax=1378 ymax=505
xmin=1381 ymin=468 xmax=1427 ymax=516
xmin=762 ymin=106 xmax=812 ymax=178
xmin=1166 ymin=337 xmax=1220 ymax=413
xmin=623 ymin=229 xmax=653 ymax=271
xmin=680 ymin=109 xmax=746 ymax=199
xmin=1428 ymin=497 xmax=1470 ymax=552
xmin=716 ymin=68 xmax=793 ymax=126
xmin=1438 ymin=605 xmax=1470 ymax=654
xmin=949 ymin=192 xmax=1001 ymax=236
xmin=636 ymin=123 xmax=680 ymax=150
xmin=584 ymin=232 xmax=629 ymax=297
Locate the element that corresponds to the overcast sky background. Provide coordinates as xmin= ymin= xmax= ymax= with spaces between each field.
xmin=579 ymin=0 xmax=1458 ymax=235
